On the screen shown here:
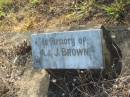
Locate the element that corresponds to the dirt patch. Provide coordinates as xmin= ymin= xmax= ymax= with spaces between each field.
xmin=0 ymin=27 xmax=130 ymax=97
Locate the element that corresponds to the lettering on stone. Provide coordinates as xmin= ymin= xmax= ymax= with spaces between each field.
xmin=31 ymin=29 xmax=104 ymax=69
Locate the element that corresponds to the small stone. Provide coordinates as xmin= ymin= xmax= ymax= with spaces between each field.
xmin=80 ymin=70 xmax=84 ymax=73
xmin=113 ymin=85 xmax=118 ymax=89
xmin=73 ymin=78 xmax=76 ymax=82
xmin=16 ymin=77 xmax=21 ymax=80
xmin=62 ymin=93 xmax=65 ymax=96
xmin=111 ymin=35 xmax=116 ymax=39
xmin=52 ymin=79 xmax=56 ymax=83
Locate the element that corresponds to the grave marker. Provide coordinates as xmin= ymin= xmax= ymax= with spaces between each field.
xmin=31 ymin=29 xmax=104 ymax=69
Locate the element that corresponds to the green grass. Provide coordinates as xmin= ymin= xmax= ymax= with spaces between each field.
xmin=0 ymin=0 xmax=13 ymax=18
xmin=0 ymin=10 xmax=5 ymax=17
xmin=96 ymin=0 xmax=130 ymax=22
xmin=0 ymin=0 xmax=12 ymax=7
xmin=30 ymin=0 xmax=40 ymax=5
xmin=65 ymin=0 xmax=95 ymax=21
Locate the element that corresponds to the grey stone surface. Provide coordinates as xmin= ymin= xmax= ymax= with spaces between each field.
xmin=31 ymin=29 xmax=104 ymax=69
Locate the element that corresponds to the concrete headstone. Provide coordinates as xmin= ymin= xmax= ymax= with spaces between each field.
xmin=31 ymin=29 xmax=104 ymax=69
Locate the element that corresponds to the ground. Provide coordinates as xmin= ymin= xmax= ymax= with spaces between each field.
xmin=0 ymin=0 xmax=130 ymax=97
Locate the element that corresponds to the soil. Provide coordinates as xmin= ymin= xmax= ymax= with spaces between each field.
xmin=0 ymin=26 xmax=130 ymax=97
xmin=0 ymin=1 xmax=130 ymax=97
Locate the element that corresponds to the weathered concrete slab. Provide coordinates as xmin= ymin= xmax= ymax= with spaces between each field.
xmin=31 ymin=29 xmax=104 ymax=69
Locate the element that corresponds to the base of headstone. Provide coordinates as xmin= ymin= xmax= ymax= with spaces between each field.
xmin=46 ymin=69 xmax=103 ymax=97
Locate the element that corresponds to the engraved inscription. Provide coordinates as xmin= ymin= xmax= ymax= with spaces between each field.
xmin=31 ymin=29 xmax=104 ymax=69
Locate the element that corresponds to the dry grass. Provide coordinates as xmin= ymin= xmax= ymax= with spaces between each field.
xmin=0 ymin=0 xmax=130 ymax=97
